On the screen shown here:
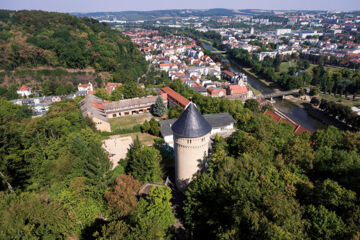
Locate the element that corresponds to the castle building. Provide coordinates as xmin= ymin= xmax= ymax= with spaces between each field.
xmin=171 ymin=103 xmax=212 ymax=191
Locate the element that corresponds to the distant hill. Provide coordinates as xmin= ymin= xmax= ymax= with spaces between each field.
xmin=72 ymin=8 xmax=329 ymax=21
xmin=72 ymin=8 xmax=257 ymax=21
xmin=0 ymin=10 xmax=147 ymax=84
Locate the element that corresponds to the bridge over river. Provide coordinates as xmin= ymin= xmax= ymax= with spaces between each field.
xmin=210 ymin=50 xmax=227 ymax=54
xmin=258 ymin=89 xmax=300 ymax=99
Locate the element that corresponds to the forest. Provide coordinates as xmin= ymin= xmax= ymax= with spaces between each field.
xmin=0 ymin=97 xmax=174 ymax=239
xmin=168 ymin=80 xmax=360 ymax=240
xmin=1 ymin=79 xmax=360 ymax=238
xmin=0 ymin=10 xmax=147 ymax=87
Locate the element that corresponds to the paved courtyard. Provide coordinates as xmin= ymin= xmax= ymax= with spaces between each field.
xmin=102 ymin=135 xmax=133 ymax=169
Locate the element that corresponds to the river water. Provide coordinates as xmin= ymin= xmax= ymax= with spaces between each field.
xmin=201 ymin=41 xmax=326 ymax=132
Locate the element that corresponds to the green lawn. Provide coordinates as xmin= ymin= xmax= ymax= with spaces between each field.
xmin=110 ymin=114 xmax=152 ymax=131
xmin=280 ymin=62 xmax=341 ymax=75
xmin=248 ymin=84 xmax=261 ymax=96
xmin=279 ymin=61 xmax=297 ymax=73
xmin=120 ymin=132 xmax=157 ymax=146
xmin=319 ymin=93 xmax=360 ymax=107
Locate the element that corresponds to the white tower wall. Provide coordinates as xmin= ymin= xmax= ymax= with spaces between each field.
xmin=174 ymin=133 xmax=210 ymax=191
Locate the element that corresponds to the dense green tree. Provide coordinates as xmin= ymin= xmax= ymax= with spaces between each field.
xmin=0 ymin=193 xmax=73 ymax=239
xmin=140 ymin=120 xmax=151 ymax=133
xmin=126 ymin=145 xmax=163 ymax=183
xmin=95 ymin=88 xmax=110 ymax=100
xmin=129 ymin=186 xmax=175 ymax=239
xmin=149 ymin=118 xmax=160 ymax=137
xmin=304 ymin=205 xmax=346 ymax=240
xmin=244 ymin=98 xmax=260 ymax=112
xmin=152 ymin=96 xmax=166 ymax=117
xmin=168 ymin=106 xmax=184 ymax=119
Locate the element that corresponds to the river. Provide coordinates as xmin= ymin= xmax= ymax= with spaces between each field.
xmin=201 ymin=41 xmax=326 ymax=132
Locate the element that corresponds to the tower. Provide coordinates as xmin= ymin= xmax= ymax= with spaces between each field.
xmin=250 ymin=27 xmax=255 ymax=35
xmin=171 ymin=103 xmax=212 ymax=191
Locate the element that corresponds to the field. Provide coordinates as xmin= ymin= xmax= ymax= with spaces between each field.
xmin=118 ymin=132 xmax=157 ymax=146
xmin=319 ymin=93 xmax=360 ymax=107
xmin=279 ymin=62 xmax=344 ymax=74
xmin=110 ymin=114 xmax=153 ymax=131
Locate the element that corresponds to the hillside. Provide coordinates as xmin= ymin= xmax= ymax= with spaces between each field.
xmin=0 ymin=10 xmax=147 ymax=87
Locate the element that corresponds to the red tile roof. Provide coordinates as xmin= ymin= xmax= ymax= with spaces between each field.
xmin=160 ymin=87 xmax=190 ymax=108
xmin=91 ymin=102 xmax=104 ymax=110
xmin=228 ymin=85 xmax=248 ymax=95
xmin=78 ymin=83 xmax=91 ymax=88
xmin=264 ymin=109 xmax=282 ymax=122
xmin=264 ymin=110 xmax=312 ymax=134
xmin=207 ymin=87 xmax=226 ymax=96
xmin=19 ymin=85 xmax=30 ymax=91
xmin=223 ymin=70 xmax=234 ymax=77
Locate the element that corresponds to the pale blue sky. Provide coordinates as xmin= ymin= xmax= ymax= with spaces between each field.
xmin=1 ymin=0 xmax=359 ymax=12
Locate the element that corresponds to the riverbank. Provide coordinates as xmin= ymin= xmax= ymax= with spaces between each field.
xmin=303 ymin=103 xmax=353 ymax=131
xmin=201 ymin=40 xmax=332 ymax=132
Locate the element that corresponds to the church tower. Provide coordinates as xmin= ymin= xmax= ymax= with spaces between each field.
xmin=171 ymin=103 xmax=212 ymax=191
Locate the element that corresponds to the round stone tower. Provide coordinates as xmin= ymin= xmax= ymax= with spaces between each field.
xmin=171 ymin=103 xmax=212 ymax=191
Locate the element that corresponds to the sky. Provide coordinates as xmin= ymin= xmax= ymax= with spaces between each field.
xmin=1 ymin=0 xmax=360 ymax=13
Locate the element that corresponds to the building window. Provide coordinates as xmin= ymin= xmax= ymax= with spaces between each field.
xmin=113 ymin=114 xmax=116 ymax=117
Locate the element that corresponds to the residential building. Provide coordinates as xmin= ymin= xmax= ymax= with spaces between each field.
xmin=17 ymin=85 xmax=32 ymax=97
xmin=78 ymin=82 xmax=93 ymax=92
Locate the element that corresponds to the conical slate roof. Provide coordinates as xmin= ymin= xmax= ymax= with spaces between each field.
xmin=171 ymin=103 xmax=212 ymax=138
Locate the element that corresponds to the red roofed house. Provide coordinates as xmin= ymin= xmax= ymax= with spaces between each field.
xmin=78 ymin=82 xmax=93 ymax=92
xmin=17 ymin=85 xmax=32 ymax=97
xmin=105 ymin=82 xmax=122 ymax=93
xmin=222 ymin=70 xmax=235 ymax=81
xmin=227 ymin=85 xmax=248 ymax=95
xmin=207 ymin=87 xmax=226 ymax=97
xmin=160 ymin=87 xmax=190 ymax=109
xmin=226 ymin=85 xmax=253 ymax=99
xmin=160 ymin=63 xmax=171 ymax=72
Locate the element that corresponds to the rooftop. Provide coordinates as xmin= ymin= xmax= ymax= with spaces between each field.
xmin=160 ymin=87 xmax=190 ymax=108
xmin=160 ymin=112 xmax=234 ymax=138
xmin=171 ymin=103 xmax=212 ymax=138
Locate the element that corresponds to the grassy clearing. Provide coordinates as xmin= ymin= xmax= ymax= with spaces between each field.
xmin=279 ymin=61 xmax=296 ymax=73
xmin=248 ymin=84 xmax=261 ymax=96
xmin=319 ymin=93 xmax=360 ymax=107
xmin=119 ymin=132 xmax=157 ymax=146
xmin=110 ymin=114 xmax=152 ymax=131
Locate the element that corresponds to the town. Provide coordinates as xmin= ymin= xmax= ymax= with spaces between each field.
xmin=1 ymin=5 xmax=360 ymax=240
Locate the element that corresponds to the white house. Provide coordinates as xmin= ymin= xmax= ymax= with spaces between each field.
xmin=17 ymin=85 xmax=32 ymax=97
xmin=78 ymin=82 xmax=93 ymax=92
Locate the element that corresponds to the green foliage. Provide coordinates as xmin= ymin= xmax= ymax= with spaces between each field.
xmin=140 ymin=118 xmax=159 ymax=137
xmin=95 ymin=88 xmax=110 ymax=100
xmin=126 ymin=145 xmax=163 ymax=183
xmin=0 ymin=10 xmax=146 ymax=82
xmin=319 ymin=99 xmax=360 ymax=130
xmin=51 ymin=177 xmax=106 ymax=232
xmin=244 ymin=98 xmax=260 ymax=112
xmin=140 ymin=120 xmax=151 ymax=133
xmin=0 ymin=193 xmax=74 ymax=239
xmin=304 ymin=205 xmax=346 ymax=240
xmin=149 ymin=118 xmax=160 ymax=136
xmin=130 ymin=186 xmax=175 ymax=239
xmin=111 ymin=82 xmax=146 ymax=101
xmin=152 ymin=96 xmax=166 ymax=117
xmin=168 ymin=106 xmax=184 ymax=119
